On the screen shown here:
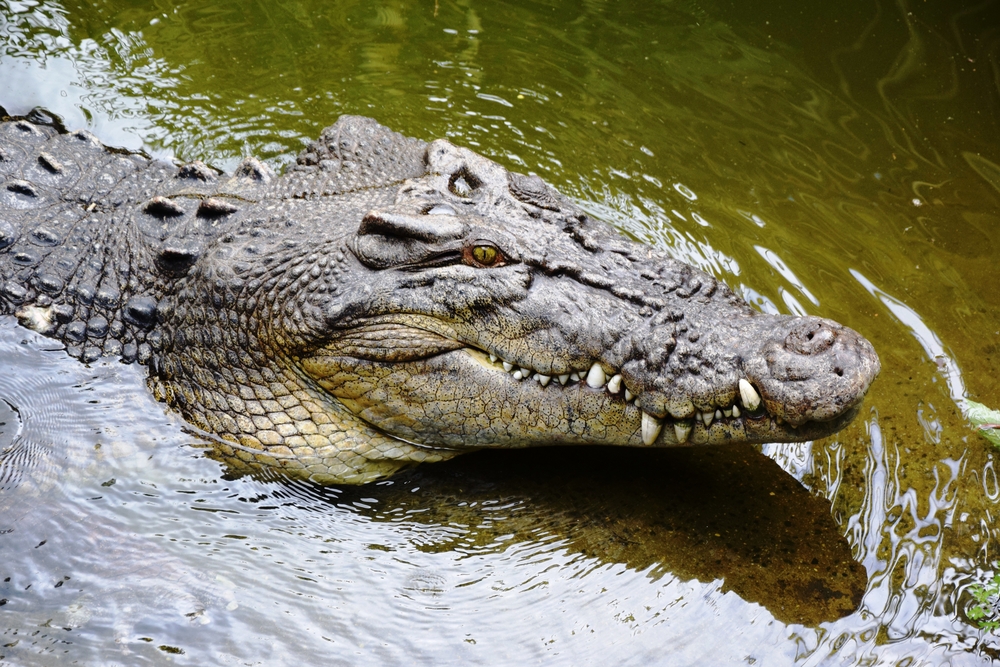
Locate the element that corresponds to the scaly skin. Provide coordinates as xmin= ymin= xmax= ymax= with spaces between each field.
xmin=0 ymin=113 xmax=880 ymax=483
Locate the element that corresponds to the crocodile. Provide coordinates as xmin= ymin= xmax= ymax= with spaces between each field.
xmin=0 ymin=113 xmax=880 ymax=484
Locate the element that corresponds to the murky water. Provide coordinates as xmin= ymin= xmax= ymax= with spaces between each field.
xmin=1 ymin=0 xmax=999 ymax=664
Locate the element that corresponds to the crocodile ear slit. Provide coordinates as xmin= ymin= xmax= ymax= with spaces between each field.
xmin=352 ymin=210 xmax=470 ymax=269
xmin=357 ymin=211 xmax=467 ymax=242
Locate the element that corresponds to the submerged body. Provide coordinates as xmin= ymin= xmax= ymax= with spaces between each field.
xmin=0 ymin=114 xmax=879 ymax=483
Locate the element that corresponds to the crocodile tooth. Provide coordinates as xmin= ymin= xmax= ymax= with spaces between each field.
xmin=512 ymin=370 xmax=524 ymax=380
xmin=641 ymin=412 xmax=663 ymax=446
xmin=625 ymin=388 xmax=634 ymax=402
xmin=674 ymin=422 xmax=692 ymax=444
xmin=570 ymin=372 xmax=581 ymax=382
xmin=537 ymin=374 xmax=551 ymax=387
xmin=586 ymin=363 xmax=607 ymax=388
xmin=715 ymin=409 xmax=723 ymax=420
xmin=558 ymin=374 xmax=570 ymax=385
xmin=732 ymin=405 xmax=741 ymax=418
xmin=739 ymin=379 xmax=761 ymax=411
xmin=701 ymin=411 xmax=713 ymax=427
xmin=502 ymin=361 xmax=513 ymax=372
xmin=489 ymin=353 xmax=498 ymax=363
xmin=724 ymin=408 xmax=733 ymax=418
xmin=607 ymin=374 xmax=622 ymax=394
xmin=519 ymin=367 xmax=531 ymax=378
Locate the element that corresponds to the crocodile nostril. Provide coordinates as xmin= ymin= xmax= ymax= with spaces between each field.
xmin=785 ymin=318 xmax=837 ymax=355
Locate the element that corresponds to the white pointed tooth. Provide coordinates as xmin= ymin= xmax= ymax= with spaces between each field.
xmin=537 ymin=374 xmax=551 ymax=387
xmin=732 ymin=405 xmax=741 ymax=418
xmin=715 ymin=409 xmax=723 ymax=420
xmin=701 ymin=411 xmax=713 ymax=427
xmin=739 ymin=379 xmax=761 ymax=411
xmin=674 ymin=422 xmax=692 ymax=444
xmin=641 ymin=411 xmax=663 ymax=446
xmin=625 ymin=388 xmax=635 ymax=402
xmin=502 ymin=361 xmax=513 ymax=372
xmin=558 ymin=374 xmax=570 ymax=385
xmin=512 ymin=370 xmax=524 ymax=380
xmin=519 ymin=367 xmax=531 ymax=378
xmin=585 ymin=363 xmax=606 ymax=388
xmin=724 ymin=408 xmax=733 ymax=418
xmin=489 ymin=353 xmax=498 ymax=363
xmin=570 ymin=372 xmax=581 ymax=382
xmin=607 ymin=374 xmax=622 ymax=394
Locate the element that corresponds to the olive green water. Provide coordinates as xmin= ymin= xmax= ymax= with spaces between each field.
xmin=1 ymin=0 xmax=999 ymax=664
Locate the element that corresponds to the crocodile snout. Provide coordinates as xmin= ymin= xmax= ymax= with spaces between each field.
xmin=741 ymin=316 xmax=880 ymax=426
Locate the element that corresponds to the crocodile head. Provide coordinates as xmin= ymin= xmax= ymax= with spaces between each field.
xmin=293 ymin=139 xmax=880 ymax=454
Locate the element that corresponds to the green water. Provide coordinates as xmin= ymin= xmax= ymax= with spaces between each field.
xmin=1 ymin=0 xmax=1000 ymax=664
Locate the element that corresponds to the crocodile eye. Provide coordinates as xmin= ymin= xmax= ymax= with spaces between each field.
xmin=473 ymin=245 xmax=497 ymax=265
xmin=466 ymin=244 xmax=504 ymax=267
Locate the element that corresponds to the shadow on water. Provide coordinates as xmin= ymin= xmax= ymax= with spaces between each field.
xmin=3 ymin=0 xmax=1000 ymax=661
xmin=269 ymin=444 xmax=866 ymax=627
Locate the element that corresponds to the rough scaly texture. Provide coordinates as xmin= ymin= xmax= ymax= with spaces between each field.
xmin=0 ymin=114 xmax=880 ymax=484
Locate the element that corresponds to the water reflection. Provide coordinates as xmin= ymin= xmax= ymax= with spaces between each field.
xmin=852 ymin=269 xmax=967 ymax=405
xmin=3 ymin=0 xmax=1000 ymax=662
xmin=311 ymin=445 xmax=866 ymax=627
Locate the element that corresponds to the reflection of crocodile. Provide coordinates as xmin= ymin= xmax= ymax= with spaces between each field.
xmin=336 ymin=444 xmax=868 ymax=625
xmin=0 ymin=113 xmax=880 ymax=483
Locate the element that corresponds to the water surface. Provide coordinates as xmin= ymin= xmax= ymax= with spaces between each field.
xmin=1 ymin=0 xmax=1000 ymax=664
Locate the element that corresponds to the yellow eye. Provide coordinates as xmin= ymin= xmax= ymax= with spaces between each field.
xmin=466 ymin=244 xmax=504 ymax=267
xmin=472 ymin=245 xmax=498 ymax=265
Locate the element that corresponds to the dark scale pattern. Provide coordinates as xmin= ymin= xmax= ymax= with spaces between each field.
xmin=0 ymin=115 xmax=880 ymax=484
